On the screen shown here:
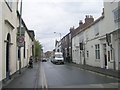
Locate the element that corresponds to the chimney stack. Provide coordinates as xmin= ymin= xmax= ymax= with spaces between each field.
xmin=85 ymin=15 xmax=94 ymax=24
xmin=70 ymin=26 xmax=74 ymax=32
xmin=102 ymin=8 xmax=104 ymax=16
xmin=79 ymin=20 xmax=83 ymax=26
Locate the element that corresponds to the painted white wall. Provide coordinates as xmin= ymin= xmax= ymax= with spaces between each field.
xmin=102 ymin=2 xmax=118 ymax=35
xmin=79 ymin=32 xmax=84 ymax=64
xmin=55 ymin=41 xmax=61 ymax=52
xmin=84 ymin=15 xmax=116 ymax=69
xmin=2 ymin=1 xmax=18 ymax=80
xmin=112 ymin=31 xmax=120 ymax=70
xmin=72 ymin=15 xmax=106 ymax=68
xmin=103 ymin=2 xmax=119 ymax=70
xmin=84 ymin=18 xmax=103 ymax=67
xmin=0 ymin=1 xmax=3 ymax=85
xmin=16 ymin=15 xmax=33 ymax=70
xmin=1 ymin=1 xmax=33 ymax=82
xmin=72 ymin=2 xmax=119 ymax=70
xmin=20 ymin=30 xmax=33 ymax=69
xmin=25 ymin=32 xmax=33 ymax=66
xmin=72 ymin=35 xmax=80 ymax=64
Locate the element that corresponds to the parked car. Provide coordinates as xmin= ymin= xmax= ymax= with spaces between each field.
xmin=42 ymin=58 xmax=47 ymax=62
xmin=52 ymin=52 xmax=64 ymax=64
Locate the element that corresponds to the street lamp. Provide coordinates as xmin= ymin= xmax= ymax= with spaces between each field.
xmin=54 ymin=32 xmax=61 ymax=41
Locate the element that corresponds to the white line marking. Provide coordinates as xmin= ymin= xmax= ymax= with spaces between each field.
xmin=41 ymin=63 xmax=48 ymax=89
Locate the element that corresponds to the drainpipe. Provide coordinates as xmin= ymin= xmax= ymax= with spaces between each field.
xmin=19 ymin=0 xmax=22 ymax=74
xmin=110 ymin=45 xmax=116 ymax=70
xmin=83 ymin=42 xmax=86 ymax=65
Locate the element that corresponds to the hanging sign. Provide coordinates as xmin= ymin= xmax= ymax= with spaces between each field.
xmin=17 ymin=36 xmax=24 ymax=47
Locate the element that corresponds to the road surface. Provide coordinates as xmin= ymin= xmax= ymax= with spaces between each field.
xmin=3 ymin=61 xmax=119 ymax=89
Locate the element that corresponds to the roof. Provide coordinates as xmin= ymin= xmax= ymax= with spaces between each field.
xmin=61 ymin=32 xmax=71 ymax=41
xmin=17 ymin=11 xmax=35 ymax=40
xmin=72 ymin=15 xmax=104 ymax=38
xmin=28 ymin=30 xmax=35 ymax=41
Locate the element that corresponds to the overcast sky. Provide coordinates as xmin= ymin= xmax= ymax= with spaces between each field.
xmin=21 ymin=0 xmax=103 ymax=52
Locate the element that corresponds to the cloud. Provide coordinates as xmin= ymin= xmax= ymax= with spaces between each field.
xmin=22 ymin=1 xmax=103 ymax=52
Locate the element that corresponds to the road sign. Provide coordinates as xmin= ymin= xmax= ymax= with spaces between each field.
xmin=17 ymin=36 xmax=24 ymax=47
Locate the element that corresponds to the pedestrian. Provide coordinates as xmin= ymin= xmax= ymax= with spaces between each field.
xmin=29 ymin=56 xmax=33 ymax=68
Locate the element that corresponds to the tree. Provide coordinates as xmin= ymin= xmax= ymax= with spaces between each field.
xmin=34 ymin=40 xmax=42 ymax=62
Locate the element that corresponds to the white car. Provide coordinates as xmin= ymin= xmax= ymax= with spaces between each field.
xmin=52 ymin=52 xmax=64 ymax=64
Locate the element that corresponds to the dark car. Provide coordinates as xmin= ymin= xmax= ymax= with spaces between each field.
xmin=42 ymin=58 xmax=47 ymax=62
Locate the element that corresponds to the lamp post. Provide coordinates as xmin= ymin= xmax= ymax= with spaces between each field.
xmin=54 ymin=32 xmax=61 ymax=41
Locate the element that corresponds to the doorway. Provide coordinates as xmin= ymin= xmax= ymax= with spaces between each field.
xmin=118 ymin=39 xmax=120 ymax=70
xmin=103 ymin=44 xmax=107 ymax=68
xmin=6 ymin=33 xmax=11 ymax=79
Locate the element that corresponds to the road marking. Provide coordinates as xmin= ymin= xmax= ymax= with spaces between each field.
xmin=41 ymin=63 xmax=48 ymax=90
xmin=34 ymin=62 xmax=40 ymax=90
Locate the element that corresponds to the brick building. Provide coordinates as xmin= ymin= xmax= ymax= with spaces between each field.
xmin=61 ymin=33 xmax=72 ymax=63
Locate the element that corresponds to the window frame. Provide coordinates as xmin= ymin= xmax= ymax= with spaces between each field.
xmin=24 ymin=42 xmax=26 ymax=58
xmin=113 ymin=7 xmax=120 ymax=23
xmin=95 ymin=44 xmax=100 ymax=59
xmin=94 ymin=23 xmax=99 ymax=36
xmin=87 ymin=51 xmax=89 ymax=58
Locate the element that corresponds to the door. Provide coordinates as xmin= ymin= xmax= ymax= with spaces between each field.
xmin=103 ymin=44 xmax=107 ymax=68
xmin=119 ymin=39 xmax=120 ymax=70
xmin=6 ymin=33 xmax=11 ymax=79
xmin=80 ymin=51 xmax=82 ymax=64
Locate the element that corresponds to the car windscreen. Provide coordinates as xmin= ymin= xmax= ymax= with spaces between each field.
xmin=55 ymin=54 xmax=63 ymax=58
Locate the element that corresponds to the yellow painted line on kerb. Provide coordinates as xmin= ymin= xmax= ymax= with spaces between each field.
xmin=41 ymin=63 xmax=48 ymax=90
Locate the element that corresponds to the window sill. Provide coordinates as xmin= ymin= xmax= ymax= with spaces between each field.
xmin=95 ymin=59 xmax=100 ymax=62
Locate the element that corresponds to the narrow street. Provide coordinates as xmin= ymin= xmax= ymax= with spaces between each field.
xmin=43 ymin=61 xmax=119 ymax=88
xmin=3 ymin=61 xmax=119 ymax=89
xmin=1 ymin=1 xmax=120 ymax=90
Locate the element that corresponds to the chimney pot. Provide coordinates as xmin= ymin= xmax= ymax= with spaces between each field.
xmin=79 ymin=20 xmax=83 ymax=26
xmin=85 ymin=15 xmax=94 ymax=24
xmin=90 ymin=15 xmax=92 ymax=18
xmin=70 ymin=26 xmax=74 ymax=32
xmin=102 ymin=8 xmax=104 ymax=15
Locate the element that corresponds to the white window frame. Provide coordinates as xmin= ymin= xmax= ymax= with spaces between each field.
xmin=113 ymin=7 xmax=120 ymax=23
xmin=95 ymin=44 xmax=100 ymax=59
xmin=94 ymin=23 xmax=99 ymax=36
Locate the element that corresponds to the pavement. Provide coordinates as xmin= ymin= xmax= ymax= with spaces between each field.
xmin=52 ymin=83 xmax=119 ymax=88
xmin=2 ymin=61 xmax=41 ymax=89
xmin=68 ymin=62 xmax=120 ymax=79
